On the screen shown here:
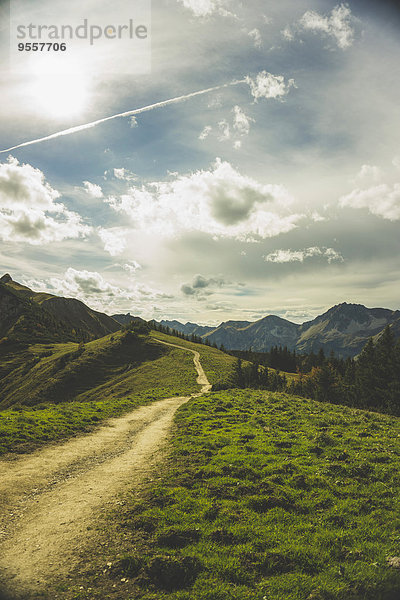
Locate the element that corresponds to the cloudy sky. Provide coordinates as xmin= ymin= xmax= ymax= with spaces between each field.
xmin=0 ymin=0 xmax=399 ymax=325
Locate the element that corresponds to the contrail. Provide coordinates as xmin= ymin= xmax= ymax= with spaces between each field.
xmin=0 ymin=79 xmax=246 ymax=154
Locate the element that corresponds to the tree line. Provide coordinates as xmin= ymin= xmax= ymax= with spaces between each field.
xmin=230 ymin=326 xmax=400 ymax=416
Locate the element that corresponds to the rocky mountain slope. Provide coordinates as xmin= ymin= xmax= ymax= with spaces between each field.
xmin=153 ymin=303 xmax=400 ymax=358
xmin=0 ymin=274 xmax=120 ymax=345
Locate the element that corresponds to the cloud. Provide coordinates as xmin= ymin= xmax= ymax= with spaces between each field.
xmin=232 ymin=105 xmax=254 ymax=136
xmin=181 ymin=274 xmax=231 ymax=299
xmin=176 ymin=0 xmax=234 ymax=18
xmin=281 ymin=26 xmax=294 ymax=41
xmin=199 ymin=106 xmax=253 ymax=148
xmin=339 ymin=184 xmax=400 ymax=220
xmin=106 ymin=158 xmax=303 ymax=242
xmin=24 ymin=268 xmax=169 ymax=313
xmin=299 ymin=3 xmax=355 ymax=50
xmin=123 ymin=261 xmax=142 ymax=275
xmin=98 ymin=227 xmax=127 ymax=256
xmin=355 ymin=164 xmax=383 ymax=183
xmin=113 ymin=168 xmax=137 ymax=182
xmin=0 ymin=156 xmax=90 ymax=245
xmin=218 ymin=119 xmax=231 ymax=141
xmin=83 ymin=180 xmax=103 ymax=198
xmin=248 ymin=28 xmax=262 ymax=48
xmin=114 ymin=168 xmax=126 ymax=179
xmin=199 ymin=125 xmax=212 ymax=140
xmin=246 ymin=71 xmax=296 ymax=101
xmin=264 ymin=247 xmax=344 ymax=264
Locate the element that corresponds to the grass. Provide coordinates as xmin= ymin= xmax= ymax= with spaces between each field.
xmin=150 ymin=331 xmax=239 ymax=387
xmin=0 ymin=330 xmax=237 ymax=455
xmin=89 ymin=389 xmax=400 ymax=600
xmin=0 ymin=330 xmax=166 ymax=409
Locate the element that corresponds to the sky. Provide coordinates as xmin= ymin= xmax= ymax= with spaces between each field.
xmin=0 ymin=0 xmax=399 ymax=325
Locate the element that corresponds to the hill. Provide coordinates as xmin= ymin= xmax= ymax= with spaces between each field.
xmin=0 ymin=327 xmax=238 ymax=454
xmin=0 ymin=273 xmax=120 ymax=347
xmin=0 ymin=328 xmax=238 ymax=411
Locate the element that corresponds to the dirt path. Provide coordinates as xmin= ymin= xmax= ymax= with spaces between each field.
xmin=0 ymin=341 xmax=210 ymax=599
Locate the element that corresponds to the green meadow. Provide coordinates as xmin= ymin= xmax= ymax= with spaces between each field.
xmin=98 ymin=389 xmax=400 ymax=600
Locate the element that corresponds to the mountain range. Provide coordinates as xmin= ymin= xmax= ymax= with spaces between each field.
xmin=1 ymin=274 xmax=398 ymax=358
xmin=157 ymin=303 xmax=400 ymax=358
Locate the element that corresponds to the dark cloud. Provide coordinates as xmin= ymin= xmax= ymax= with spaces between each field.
xmin=181 ymin=274 xmax=229 ymax=297
xmin=210 ymin=188 xmax=268 ymax=225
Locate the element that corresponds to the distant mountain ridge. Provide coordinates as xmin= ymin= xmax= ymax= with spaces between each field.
xmin=1 ymin=274 xmax=397 ymax=357
xmin=0 ymin=274 xmax=120 ymax=345
xmin=152 ymin=303 xmax=400 ymax=358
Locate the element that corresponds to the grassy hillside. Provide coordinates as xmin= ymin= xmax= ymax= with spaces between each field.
xmin=0 ymin=330 xmax=236 ymax=455
xmin=87 ymin=389 xmax=400 ymax=600
xmin=0 ymin=330 xmax=165 ymax=409
xmin=150 ymin=331 xmax=239 ymax=387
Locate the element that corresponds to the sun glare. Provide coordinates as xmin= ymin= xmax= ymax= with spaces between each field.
xmin=28 ymin=56 xmax=89 ymax=119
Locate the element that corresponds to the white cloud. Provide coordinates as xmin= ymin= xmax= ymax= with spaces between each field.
xmin=281 ymin=26 xmax=294 ymax=41
xmin=339 ymin=184 xmax=400 ymax=221
xmin=113 ymin=168 xmax=137 ymax=181
xmin=248 ymin=28 xmax=262 ymax=48
xmin=300 ymin=3 xmax=355 ymax=50
xmin=123 ymin=261 xmax=142 ymax=275
xmin=114 ymin=168 xmax=126 ymax=179
xmin=130 ymin=116 xmax=138 ymax=128
xmin=232 ymin=105 xmax=254 ymax=136
xmin=177 ymin=0 xmax=234 ymax=18
xmin=98 ymin=227 xmax=127 ymax=256
xmin=264 ymin=247 xmax=344 ymax=264
xmin=355 ymin=164 xmax=383 ymax=183
xmin=83 ymin=180 xmax=103 ymax=198
xmin=199 ymin=125 xmax=212 ymax=140
xmin=0 ymin=157 xmax=90 ymax=245
xmin=24 ymin=268 xmax=169 ymax=313
xmin=106 ymin=158 xmax=303 ymax=242
xmin=218 ymin=119 xmax=231 ymax=141
xmin=246 ymin=71 xmax=296 ymax=101
xmin=200 ymin=108 xmax=253 ymax=148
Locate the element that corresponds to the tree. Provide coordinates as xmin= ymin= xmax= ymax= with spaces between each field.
xmin=354 ymin=338 xmax=377 ymax=408
xmin=233 ymin=358 xmax=245 ymax=388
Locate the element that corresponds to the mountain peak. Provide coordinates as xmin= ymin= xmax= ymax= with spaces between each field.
xmin=0 ymin=274 xmax=12 ymax=284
